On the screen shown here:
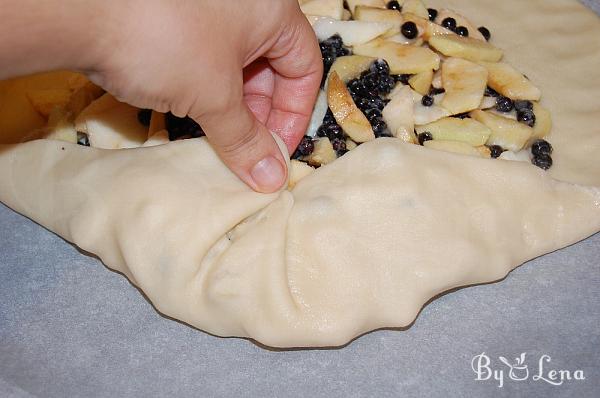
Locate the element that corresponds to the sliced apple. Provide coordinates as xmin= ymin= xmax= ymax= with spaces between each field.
xmin=75 ymin=94 xmax=149 ymax=149
xmin=342 ymin=9 xmax=352 ymax=20
xmin=409 ymin=70 xmax=434 ymax=95
xmin=479 ymin=62 xmax=541 ymax=101
xmin=311 ymin=18 xmax=394 ymax=46
xmin=305 ymin=90 xmax=329 ymax=137
xmin=401 ymin=0 xmax=429 ymax=19
xmin=142 ymin=129 xmax=170 ymax=147
xmin=382 ymin=85 xmax=416 ymax=143
xmin=401 ymin=13 xmax=454 ymax=41
xmin=345 ymin=139 xmax=358 ymax=151
xmin=415 ymin=117 xmax=491 ymax=146
xmin=432 ymin=69 xmax=443 ymax=89
xmin=66 ymin=82 xmax=105 ymax=117
xmin=479 ymin=96 xmax=497 ymax=110
xmin=476 ymin=146 xmax=492 ymax=158
xmin=353 ymin=38 xmax=440 ymax=74
xmin=300 ymin=0 xmax=344 ymax=20
xmin=43 ymin=107 xmax=77 ymax=144
xmin=346 ymin=0 xmax=386 ymax=13
xmin=148 ymin=111 xmax=166 ymax=136
xmin=327 ymin=72 xmax=375 ymax=143
xmin=354 ymin=6 xmax=404 ymax=24
xmin=441 ymin=57 xmax=488 ymax=115
xmin=423 ymin=140 xmax=484 ymax=157
xmin=304 ymin=137 xmax=337 ymax=166
xmin=26 ymin=88 xmax=72 ymax=118
xmin=470 ymin=109 xmax=533 ymax=151
xmin=413 ymin=94 xmax=451 ymax=125
xmin=327 ymin=55 xmax=377 ymax=83
xmin=385 ymin=34 xmax=423 ymax=46
xmin=499 ymin=149 xmax=531 ymax=163
xmin=435 ymin=9 xmax=486 ymax=41
xmin=428 ymin=35 xmax=503 ymax=62
xmin=289 ymin=160 xmax=316 ymax=189
xmin=530 ymin=102 xmax=552 ymax=142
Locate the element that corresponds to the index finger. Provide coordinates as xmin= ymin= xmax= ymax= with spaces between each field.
xmin=264 ymin=11 xmax=323 ymax=152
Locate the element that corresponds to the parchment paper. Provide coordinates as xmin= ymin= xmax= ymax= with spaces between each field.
xmin=1 ymin=1 xmax=599 ymax=397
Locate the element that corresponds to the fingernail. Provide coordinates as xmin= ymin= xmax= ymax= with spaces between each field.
xmin=250 ymin=156 xmax=286 ymax=192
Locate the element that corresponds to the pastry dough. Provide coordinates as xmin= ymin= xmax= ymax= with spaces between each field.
xmin=0 ymin=0 xmax=599 ymax=347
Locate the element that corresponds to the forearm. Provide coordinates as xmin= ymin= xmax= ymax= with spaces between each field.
xmin=0 ymin=0 xmax=117 ymax=79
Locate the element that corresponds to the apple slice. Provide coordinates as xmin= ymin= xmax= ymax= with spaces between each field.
xmin=142 ymin=129 xmax=170 ymax=147
xmin=470 ymin=109 xmax=533 ymax=151
xmin=409 ymin=70 xmax=434 ymax=95
xmin=305 ymin=90 xmax=329 ymax=137
xmin=435 ymin=9 xmax=486 ymax=41
xmin=148 ymin=111 xmax=166 ymax=136
xmin=304 ymin=137 xmax=337 ymax=166
xmin=479 ymin=62 xmax=541 ymax=101
xmin=289 ymin=160 xmax=316 ymax=189
xmin=431 ymin=69 xmax=443 ymax=89
xmin=311 ymin=18 xmax=395 ymax=46
xmin=327 ymin=55 xmax=377 ymax=83
xmin=530 ymin=102 xmax=552 ymax=142
xmin=401 ymin=0 xmax=429 ymax=19
xmin=385 ymin=34 xmax=424 ymax=46
xmin=346 ymin=0 xmax=386 ymax=13
xmin=401 ymin=13 xmax=454 ymax=41
xmin=75 ymin=94 xmax=149 ymax=149
xmin=26 ymin=88 xmax=72 ymax=118
xmin=499 ymin=150 xmax=531 ymax=163
xmin=479 ymin=96 xmax=497 ymax=110
xmin=423 ymin=140 xmax=484 ymax=157
xmin=428 ymin=35 xmax=503 ymax=62
xmin=382 ymin=85 xmax=416 ymax=143
xmin=66 ymin=82 xmax=105 ymax=117
xmin=354 ymin=6 xmax=404 ymax=24
xmin=327 ymin=72 xmax=375 ymax=143
xmin=300 ymin=0 xmax=344 ymax=20
xmin=43 ymin=107 xmax=77 ymax=144
xmin=413 ymin=94 xmax=451 ymax=125
xmin=416 ymin=117 xmax=491 ymax=146
xmin=441 ymin=57 xmax=488 ymax=115
xmin=345 ymin=139 xmax=358 ymax=151
xmin=353 ymin=38 xmax=440 ymax=74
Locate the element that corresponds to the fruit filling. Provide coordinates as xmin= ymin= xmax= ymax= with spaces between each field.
xmin=294 ymin=0 xmax=554 ymax=176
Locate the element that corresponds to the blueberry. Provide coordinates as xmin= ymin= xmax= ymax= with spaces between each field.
xmin=356 ymin=97 xmax=371 ymax=112
xmin=441 ymin=17 xmax=457 ymax=31
xmin=331 ymin=138 xmax=347 ymax=154
xmin=421 ymin=95 xmax=434 ymax=107
xmin=395 ymin=74 xmax=412 ymax=85
xmin=365 ymin=108 xmax=383 ymax=122
xmin=370 ymin=117 xmax=388 ymax=136
xmin=377 ymin=75 xmax=396 ymax=95
xmin=348 ymin=78 xmax=363 ymax=95
xmin=325 ymin=34 xmax=344 ymax=50
xmin=514 ymin=100 xmax=533 ymax=111
xmin=484 ymin=86 xmax=500 ymax=97
xmin=478 ymin=26 xmax=491 ymax=41
xmin=316 ymin=124 xmax=329 ymax=137
xmin=322 ymin=110 xmax=336 ymax=126
xmin=361 ymin=72 xmax=380 ymax=91
xmin=326 ymin=124 xmax=344 ymax=141
xmin=455 ymin=26 xmax=469 ymax=37
xmin=495 ymin=96 xmax=514 ymax=113
xmin=387 ymin=0 xmax=401 ymax=11
xmin=137 ymin=109 xmax=152 ymax=126
xmin=368 ymin=96 xmax=386 ymax=111
xmin=452 ymin=112 xmax=471 ymax=119
xmin=296 ymin=136 xmax=315 ymax=156
xmin=429 ymin=87 xmax=446 ymax=96
xmin=532 ymin=154 xmax=553 ymax=170
xmin=371 ymin=59 xmax=390 ymax=76
xmin=418 ymin=132 xmax=433 ymax=145
xmin=517 ymin=109 xmax=536 ymax=127
xmin=77 ymin=132 xmax=90 ymax=147
xmin=488 ymin=145 xmax=505 ymax=159
xmin=531 ymin=139 xmax=553 ymax=157
xmin=401 ymin=21 xmax=419 ymax=39
xmin=428 ymin=8 xmax=438 ymax=22
xmin=336 ymin=47 xmax=351 ymax=57
xmin=323 ymin=54 xmax=335 ymax=69
xmin=166 ymin=113 xmax=204 ymax=140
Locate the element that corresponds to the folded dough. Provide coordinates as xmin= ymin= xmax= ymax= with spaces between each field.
xmin=1 ymin=0 xmax=599 ymax=347
xmin=0 ymin=138 xmax=598 ymax=347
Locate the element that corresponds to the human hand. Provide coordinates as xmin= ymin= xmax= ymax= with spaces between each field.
xmin=85 ymin=0 xmax=322 ymax=192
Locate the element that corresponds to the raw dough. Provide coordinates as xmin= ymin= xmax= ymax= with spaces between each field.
xmin=0 ymin=0 xmax=599 ymax=347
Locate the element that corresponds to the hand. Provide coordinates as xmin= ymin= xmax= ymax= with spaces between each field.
xmin=87 ymin=0 xmax=323 ymax=192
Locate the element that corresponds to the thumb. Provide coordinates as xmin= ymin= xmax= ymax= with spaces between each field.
xmin=196 ymin=98 xmax=288 ymax=193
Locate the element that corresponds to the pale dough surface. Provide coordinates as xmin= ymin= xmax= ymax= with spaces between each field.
xmin=0 ymin=0 xmax=599 ymax=347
